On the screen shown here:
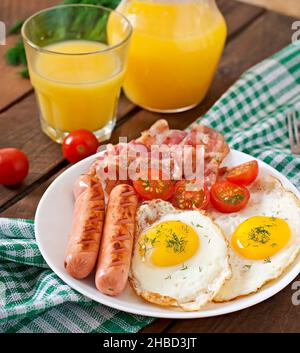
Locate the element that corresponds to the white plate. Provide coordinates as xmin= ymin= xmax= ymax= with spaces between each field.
xmin=35 ymin=149 xmax=300 ymax=319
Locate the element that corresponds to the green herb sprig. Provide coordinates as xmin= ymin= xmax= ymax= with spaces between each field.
xmin=165 ymin=232 xmax=187 ymax=254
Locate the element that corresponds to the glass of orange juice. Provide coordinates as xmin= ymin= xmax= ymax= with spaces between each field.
xmin=22 ymin=4 xmax=132 ymax=143
xmin=109 ymin=0 xmax=226 ymax=113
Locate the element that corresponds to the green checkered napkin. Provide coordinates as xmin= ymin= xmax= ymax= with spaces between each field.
xmin=0 ymin=219 xmax=153 ymax=332
xmin=200 ymin=41 xmax=300 ymax=189
xmin=1 ymin=42 xmax=300 ymax=333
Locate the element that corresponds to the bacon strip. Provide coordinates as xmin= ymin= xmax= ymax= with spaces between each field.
xmin=181 ymin=124 xmax=229 ymax=163
xmin=181 ymin=124 xmax=230 ymax=186
xmin=86 ymin=120 xmax=230 ymax=195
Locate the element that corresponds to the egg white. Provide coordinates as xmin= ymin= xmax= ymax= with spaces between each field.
xmin=212 ymin=175 xmax=300 ymax=302
xmin=130 ymin=200 xmax=231 ymax=311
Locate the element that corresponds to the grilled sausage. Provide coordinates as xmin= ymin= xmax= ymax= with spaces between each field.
xmin=73 ymin=174 xmax=90 ymax=200
xmin=95 ymin=184 xmax=138 ymax=296
xmin=65 ymin=173 xmax=105 ymax=279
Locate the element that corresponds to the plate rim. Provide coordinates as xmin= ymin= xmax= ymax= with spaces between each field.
xmin=35 ymin=149 xmax=300 ymax=319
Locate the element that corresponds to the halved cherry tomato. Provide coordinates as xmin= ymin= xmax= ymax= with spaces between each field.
xmin=0 ymin=148 xmax=29 ymax=185
xmin=171 ymin=180 xmax=210 ymax=210
xmin=218 ymin=166 xmax=228 ymax=177
xmin=226 ymin=161 xmax=259 ymax=186
xmin=132 ymin=169 xmax=174 ymax=200
xmin=62 ymin=129 xmax=99 ymax=164
xmin=210 ymin=181 xmax=250 ymax=213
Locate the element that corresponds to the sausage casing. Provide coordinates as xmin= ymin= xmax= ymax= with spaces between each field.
xmin=95 ymin=184 xmax=138 ymax=296
xmin=65 ymin=173 xmax=105 ymax=279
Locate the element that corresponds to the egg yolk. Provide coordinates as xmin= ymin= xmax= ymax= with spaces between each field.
xmin=231 ymin=216 xmax=291 ymax=260
xmin=138 ymin=220 xmax=199 ymax=267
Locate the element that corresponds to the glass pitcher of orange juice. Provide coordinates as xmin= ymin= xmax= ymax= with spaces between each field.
xmin=109 ymin=0 xmax=227 ymax=113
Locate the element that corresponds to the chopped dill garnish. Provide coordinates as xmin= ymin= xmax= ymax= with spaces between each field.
xmin=165 ymin=232 xmax=187 ymax=253
xmin=138 ymin=234 xmax=159 ymax=258
xmin=248 ymin=226 xmax=271 ymax=244
xmin=180 ymin=264 xmax=188 ymax=271
xmin=223 ymin=193 xmax=245 ymax=205
xmin=150 ymin=236 xmax=159 ymax=246
xmin=264 ymin=257 xmax=271 ymax=264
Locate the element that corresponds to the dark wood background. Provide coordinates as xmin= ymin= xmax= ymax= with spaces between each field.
xmin=0 ymin=0 xmax=299 ymax=333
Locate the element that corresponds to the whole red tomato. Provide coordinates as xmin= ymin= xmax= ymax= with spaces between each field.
xmin=0 ymin=148 xmax=29 ymax=185
xmin=62 ymin=129 xmax=99 ymax=163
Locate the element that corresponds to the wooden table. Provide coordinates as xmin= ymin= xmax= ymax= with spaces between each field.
xmin=0 ymin=0 xmax=299 ymax=333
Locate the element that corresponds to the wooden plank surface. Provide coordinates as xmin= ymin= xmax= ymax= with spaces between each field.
xmin=237 ymin=0 xmax=300 ymax=18
xmin=0 ymin=0 xmax=262 ymax=112
xmin=167 ymin=281 xmax=300 ymax=332
xmin=0 ymin=0 xmax=263 ymax=213
xmin=0 ymin=0 xmax=298 ymax=333
xmin=0 ymin=0 xmax=59 ymax=112
xmin=0 ymin=94 xmax=135 ymax=212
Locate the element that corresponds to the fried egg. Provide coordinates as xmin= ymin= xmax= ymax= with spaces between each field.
xmin=130 ymin=200 xmax=231 ymax=311
xmin=212 ymin=175 xmax=300 ymax=302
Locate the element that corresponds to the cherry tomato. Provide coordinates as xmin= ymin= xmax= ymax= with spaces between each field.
xmin=132 ymin=169 xmax=174 ymax=200
xmin=210 ymin=181 xmax=250 ymax=213
xmin=0 ymin=148 xmax=29 ymax=185
xmin=218 ymin=166 xmax=228 ymax=177
xmin=226 ymin=160 xmax=259 ymax=186
xmin=62 ymin=129 xmax=99 ymax=163
xmin=171 ymin=180 xmax=210 ymax=210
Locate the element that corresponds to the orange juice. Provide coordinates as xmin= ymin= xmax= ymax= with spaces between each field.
xmin=28 ymin=40 xmax=125 ymax=135
xmin=109 ymin=0 xmax=227 ymax=112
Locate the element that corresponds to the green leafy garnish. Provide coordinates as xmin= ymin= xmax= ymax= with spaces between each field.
xmin=9 ymin=19 xmax=24 ymax=34
xmin=5 ymin=39 xmax=27 ymax=66
xmin=165 ymin=232 xmax=187 ymax=254
xmin=243 ymin=264 xmax=252 ymax=270
xmin=248 ymin=226 xmax=271 ymax=244
xmin=180 ymin=264 xmax=188 ymax=271
xmin=223 ymin=193 xmax=244 ymax=205
xmin=5 ymin=0 xmax=122 ymax=78
xmin=19 ymin=68 xmax=29 ymax=79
